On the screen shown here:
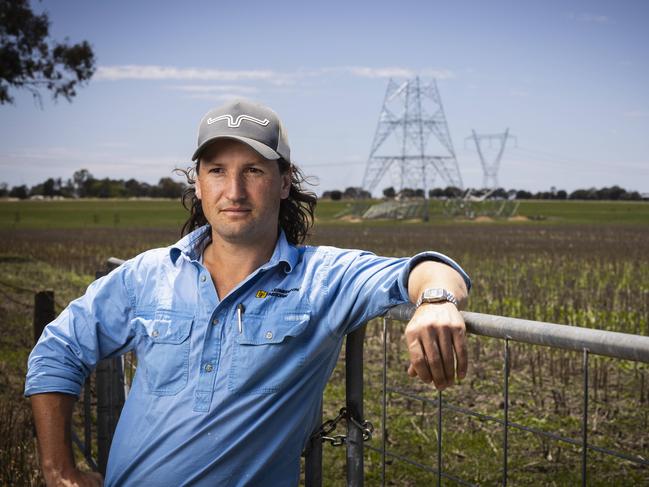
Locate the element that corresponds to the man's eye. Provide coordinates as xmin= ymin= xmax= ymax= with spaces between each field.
xmin=246 ymin=167 xmax=263 ymax=174
xmin=209 ymin=167 xmax=224 ymax=174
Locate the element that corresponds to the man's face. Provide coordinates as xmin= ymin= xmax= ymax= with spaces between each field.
xmin=195 ymin=138 xmax=291 ymax=246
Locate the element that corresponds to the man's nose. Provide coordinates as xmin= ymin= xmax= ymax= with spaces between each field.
xmin=224 ymin=172 xmax=246 ymax=201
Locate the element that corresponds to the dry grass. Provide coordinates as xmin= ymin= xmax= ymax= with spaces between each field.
xmin=1 ymin=221 xmax=648 ymax=485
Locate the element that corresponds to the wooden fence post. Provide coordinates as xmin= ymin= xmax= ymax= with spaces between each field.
xmin=32 ymin=290 xmax=55 ymax=438
xmin=94 ymin=269 xmax=126 ymax=476
xmin=33 ymin=290 xmax=55 ymax=343
xmin=96 ymin=357 xmax=125 ymax=475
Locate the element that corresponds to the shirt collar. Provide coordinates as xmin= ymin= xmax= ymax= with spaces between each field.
xmin=262 ymin=229 xmax=298 ymax=273
xmin=169 ymin=225 xmax=211 ymax=264
xmin=169 ymin=225 xmax=298 ymax=273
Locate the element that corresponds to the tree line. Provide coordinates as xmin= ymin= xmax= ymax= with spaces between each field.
xmin=322 ymin=186 xmax=647 ymax=201
xmin=2 ymin=177 xmax=646 ymax=201
xmin=1 ymin=169 xmax=186 ymax=199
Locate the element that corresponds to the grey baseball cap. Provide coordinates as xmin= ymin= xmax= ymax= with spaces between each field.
xmin=192 ymin=99 xmax=291 ymax=163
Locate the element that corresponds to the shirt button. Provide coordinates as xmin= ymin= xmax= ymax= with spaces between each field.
xmin=212 ymin=318 xmax=218 ymax=325
xmin=151 ymin=330 xmax=159 ymax=338
xmin=204 ymin=363 xmax=213 ymax=372
xmin=200 ymin=275 xmax=207 ymax=282
xmin=265 ymin=331 xmax=273 ymax=340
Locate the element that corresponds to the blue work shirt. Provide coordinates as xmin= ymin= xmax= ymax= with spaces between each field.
xmin=25 ymin=225 xmax=471 ymax=486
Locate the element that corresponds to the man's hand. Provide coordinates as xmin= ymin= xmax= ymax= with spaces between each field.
xmin=405 ymin=259 xmax=470 ymax=389
xmin=43 ymin=467 xmax=103 ymax=487
xmin=404 ymin=301 xmax=468 ymax=390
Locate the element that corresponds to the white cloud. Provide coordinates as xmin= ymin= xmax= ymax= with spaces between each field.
xmin=95 ymin=65 xmax=293 ymax=85
xmin=167 ymin=84 xmax=260 ymax=101
xmin=624 ymin=110 xmax=649 ymax=119
xmin=307 ymin=66 xmax=454 ymax=80
xmin=95 ymin=64 xmax=455 ymax=84
xmin=343 ymin=66 xmax=454 ymax=79
xmin=567 ymin=12 xmax=611 ymax=24
xmin=344 ymin=66 xmax=415 ymax=79
xmin=169 ymin=84 xmax=259 ymax=94
xmin=1 ymin=146 xmax=187 ymax=168
xmin=183 ymin=93 xmax=255 ymax=102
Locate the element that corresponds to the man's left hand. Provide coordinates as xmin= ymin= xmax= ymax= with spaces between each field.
xmin=404 ymin=301 xmax=468 ymax=390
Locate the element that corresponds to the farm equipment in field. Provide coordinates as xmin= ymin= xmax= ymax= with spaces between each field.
xmin=333 ymin=200 xmax=426 ymax=220
xmin=443 ymin=189 xmax=520 ymax=220
xmin=361 ymin=200 xmax=426 ymax=220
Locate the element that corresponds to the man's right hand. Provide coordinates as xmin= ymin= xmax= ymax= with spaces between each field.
xmin=43 ymin=467 xmax=103 ymax=487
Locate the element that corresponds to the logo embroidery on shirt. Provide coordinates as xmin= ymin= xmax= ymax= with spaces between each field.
xmin=206 ymin=114 xmax=270 ymax=128
xmin=255 ymin=288 xmax=299 ymax=299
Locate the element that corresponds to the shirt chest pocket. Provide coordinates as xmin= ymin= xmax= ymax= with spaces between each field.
xmin=228 ymin=312 xmax=311 ymax=395
xmin=135 ymin=310 xmax=194 ymax=396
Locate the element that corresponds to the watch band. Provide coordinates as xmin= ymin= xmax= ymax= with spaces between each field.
xmin=416 ymin=288 xmax=458 ymax=307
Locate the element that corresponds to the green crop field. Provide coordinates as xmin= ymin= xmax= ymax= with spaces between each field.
xmin=1 ymin=199 xmax=648 ymax=485
xmin=0 ymin=199 xmax=188 ymax=229
xmin=1 ymin=198 xmax=648 ymax=229
xmin=515 ymin=200 xmax=649 ymax=224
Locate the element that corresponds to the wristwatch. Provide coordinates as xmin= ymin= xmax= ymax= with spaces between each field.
xmin=415 ymin=288 xmax=458 ymax=307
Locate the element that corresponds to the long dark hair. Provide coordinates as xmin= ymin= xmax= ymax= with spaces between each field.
xmin=177 ymin=158 xmax=317 ymax=245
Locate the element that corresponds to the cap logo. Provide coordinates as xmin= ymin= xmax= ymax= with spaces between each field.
xmin=206 ymin=114 xmax=270 ymax=128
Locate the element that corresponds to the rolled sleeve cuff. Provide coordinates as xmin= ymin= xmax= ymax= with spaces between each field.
xmin=24 ymin=360 xmax=85 ymax=398
xmin=398 ymin=251 xmax=472 ymax=300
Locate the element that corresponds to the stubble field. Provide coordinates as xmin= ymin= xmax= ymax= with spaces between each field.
xmin=0 ymin=199 xmax=648 ymax=485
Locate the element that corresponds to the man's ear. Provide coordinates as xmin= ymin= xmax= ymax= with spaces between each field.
xmin=194 ymin=172 xmax=202 ymax=200
xmin=280 ymin=169 xmax=291 ymax=200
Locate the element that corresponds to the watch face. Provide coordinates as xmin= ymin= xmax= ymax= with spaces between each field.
xmin=424 ymin=289 xmax=445 ymax=301
xmin=418 ymin=288 xmax=457 ymax=307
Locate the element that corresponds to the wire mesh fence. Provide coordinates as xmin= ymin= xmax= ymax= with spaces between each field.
xmin=325 ymin=305 xmax=649 ymax=486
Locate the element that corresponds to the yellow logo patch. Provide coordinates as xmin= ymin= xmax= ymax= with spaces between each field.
xmin=255 ymin=290 xmax=268 ymax=299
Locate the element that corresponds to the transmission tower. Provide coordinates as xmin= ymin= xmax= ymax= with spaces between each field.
xmin=465 ymin=129 xmax=516 ymax=189
xmin=362 ymin=77 xmax=464 ymax=199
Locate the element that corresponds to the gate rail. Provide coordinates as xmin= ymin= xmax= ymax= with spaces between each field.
xmin=330 ymin=304 xmax=649 ymax=487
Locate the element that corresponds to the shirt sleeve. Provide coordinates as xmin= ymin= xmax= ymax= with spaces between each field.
xmin=24 ymin=260 xmax=136 ymax=398
xmin=320 ymin=248 xmax=471 ymax=337
xmin=399 ymin=251 xmax=472 ymax=293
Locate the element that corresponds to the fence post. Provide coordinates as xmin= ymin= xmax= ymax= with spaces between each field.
xmin=33 ymin=290 xmax=55 ymax=343
xmin=32 ymin=290 xmax=55 ymax=439
xmin=96 ymin=357 xmax=125 ymax=475
xmin=346 ymin=324 xmax=366 ymax=486
xmin=304 ymin=401 xmax=323 ymax=487
xmin=95 ymin=268 xmax=126 ymax=475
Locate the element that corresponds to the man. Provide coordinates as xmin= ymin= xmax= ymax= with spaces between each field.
xmin=26 ymin=99 xmax=471 ymax=486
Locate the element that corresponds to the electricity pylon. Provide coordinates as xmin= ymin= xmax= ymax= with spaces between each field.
xmin=465 ymin=129 xmax=516 ymax=189
xmin=362 ymin=77 xmax=464 ymax=203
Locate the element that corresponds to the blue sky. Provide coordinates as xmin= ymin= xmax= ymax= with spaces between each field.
xmin=1 ymin=0 xmax=648 ymax=195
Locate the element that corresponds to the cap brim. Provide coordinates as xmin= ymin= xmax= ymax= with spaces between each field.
xmin=191 ymin=135 xmax=281 ymax=162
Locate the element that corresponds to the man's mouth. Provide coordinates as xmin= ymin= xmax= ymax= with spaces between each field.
xmin=220 ymin=207 xmax=251 ymax=214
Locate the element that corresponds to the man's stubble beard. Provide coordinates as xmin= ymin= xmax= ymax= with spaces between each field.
xmin=212 ymin=211 xmax=280 ymax=247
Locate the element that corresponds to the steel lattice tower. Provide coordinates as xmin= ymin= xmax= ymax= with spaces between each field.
xmin=466 ymin=129 xmax=516 ymax=189
xmin=362 ymin=77 xmax=463 ymax=196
